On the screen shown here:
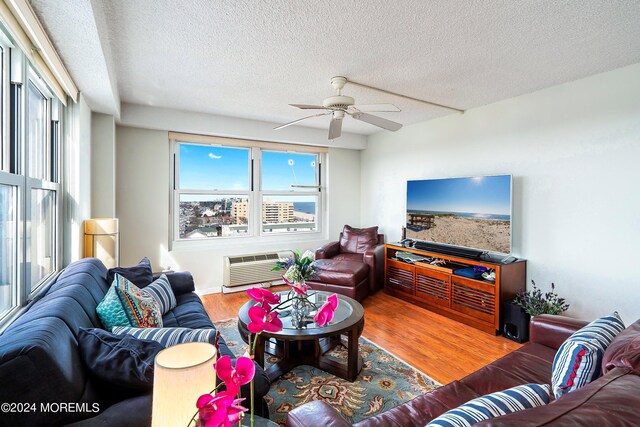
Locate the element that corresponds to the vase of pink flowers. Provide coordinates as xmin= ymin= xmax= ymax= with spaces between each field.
xmin=271 ymin=250 xmax=320 ymax=329
xmin=193 ymin=254 xmax=339 ymax=427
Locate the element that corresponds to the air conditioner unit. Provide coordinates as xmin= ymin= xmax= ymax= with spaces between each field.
xmin=223 ymin=250 xmax=293 ymax=292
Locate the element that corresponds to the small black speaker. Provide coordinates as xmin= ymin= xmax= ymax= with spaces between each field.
xmin=502 ymin=300 xmax=530 ymax=343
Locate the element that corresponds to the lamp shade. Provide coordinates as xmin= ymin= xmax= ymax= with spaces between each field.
xmin=152 ymin=342 xmax=217 ymax=427
xmin=83 ymin=218 xmax=119 ymax=268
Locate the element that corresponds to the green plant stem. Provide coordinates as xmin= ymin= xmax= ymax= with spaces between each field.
xmin=250 ymin=333 xmax=260 ymax=427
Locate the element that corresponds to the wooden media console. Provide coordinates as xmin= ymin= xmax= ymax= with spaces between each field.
xmin=384 ymin=243 xmax=526 ymax=334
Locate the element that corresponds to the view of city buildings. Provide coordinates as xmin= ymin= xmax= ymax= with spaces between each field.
xmin=179 ymin=197 xmax=316 ymax=238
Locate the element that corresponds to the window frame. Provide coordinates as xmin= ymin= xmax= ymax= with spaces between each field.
xmin=170 ymin=135 xmax=326 ymax=246
xmin=0 ymin=25 xmax=63 ymax=326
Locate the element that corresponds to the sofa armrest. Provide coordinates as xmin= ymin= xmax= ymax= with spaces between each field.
xmin=316 ymin=241 xmax=341 ymax=259
xmin=152 ymin=271 xmax=196 ymax=295
xmin=363 ymin=243 xmax=385 ymax=293
xmin=286 ymin=401 xmax=352 ymax=427
xmin=530 ymin=314 xmax=589 ymax=350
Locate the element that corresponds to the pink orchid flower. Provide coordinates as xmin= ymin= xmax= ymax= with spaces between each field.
xmin=214 ymin=355 xmax=255 ymax=397
xmin=246 ymin=287 xmax=280 ymax=306
xmin=247 ymin=304 xmax=283 ymax=334
xmin=196 ymin=391 xmax=247 ymax=427
xmin=282 ymin=276 xmax=309 ymax=295
xmin=314 ymin=294 xmax=339 ymax=326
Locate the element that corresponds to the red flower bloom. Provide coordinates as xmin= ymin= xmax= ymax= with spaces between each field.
xmin=215 ymin=355 xmax=255 ymax=397
xmin=246 ymin=287 xmax=280 ymax=305
xmin=247 ymin=305 xmax=283 ymax=334
xmin=196 ymin=391 xmax=247 ymax=427
xmin=314 ymin=294 xmax=339 ymax=326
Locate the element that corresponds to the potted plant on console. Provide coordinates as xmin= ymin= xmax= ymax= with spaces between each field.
xmin=503 ymin=280 xmax=570 ymax=343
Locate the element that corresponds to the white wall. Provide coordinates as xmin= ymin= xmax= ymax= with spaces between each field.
xmin=115 ymin=126 xmax=361 ymax=294
xmin=91 ymin=112 xmax=116 ymax=217
xmin=63 ymin=93 xmax=92 ymax=264
xmin=120 ymin=103 xmax=367 ymax=150
xmin=361 ymin=63 xmax=640 ymax=323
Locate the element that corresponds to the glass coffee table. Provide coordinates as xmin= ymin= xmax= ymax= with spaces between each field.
xmin=238 ymin=291 xmax=365 ymax=382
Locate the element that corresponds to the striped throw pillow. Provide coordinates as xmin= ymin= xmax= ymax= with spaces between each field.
xmin=112 ymin=326 xmax=216 ymax=347
xmin=144 ymin=274 xmax=177 ymax=315
xmin=551 ymin=312 xmax=625 ymax=399
xmin=426 ymin=384 xmax=550 ymax=427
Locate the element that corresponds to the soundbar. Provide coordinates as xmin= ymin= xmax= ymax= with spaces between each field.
xmin=412 ymin=241 xmax=483 ymax=259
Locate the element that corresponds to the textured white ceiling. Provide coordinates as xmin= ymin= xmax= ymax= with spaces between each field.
xmin=30 ymin=0 xmax=640 ymax=135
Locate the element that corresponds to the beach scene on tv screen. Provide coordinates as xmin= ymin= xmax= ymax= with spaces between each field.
xmin=406 ymin=175 xmax=511 ymax=253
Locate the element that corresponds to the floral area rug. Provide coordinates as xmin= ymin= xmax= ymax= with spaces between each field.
xmin=214 ymin=318 xmax=441 ymax=426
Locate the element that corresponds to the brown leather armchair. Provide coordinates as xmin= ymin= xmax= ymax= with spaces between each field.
xmin=315 ymin=225 xmax=385 ymax=294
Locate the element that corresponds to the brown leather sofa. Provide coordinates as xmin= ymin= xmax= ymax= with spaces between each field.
xmin=307 ymin=225 xmax=385 ymax=302
xmin=286 ymin=315 xmax=640 ymax=426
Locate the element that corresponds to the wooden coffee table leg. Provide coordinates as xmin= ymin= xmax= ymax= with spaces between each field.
xmin=346 ymin=325 xmax=360 ymax=381
xmin=254 ymin=333 xmax=265 ymax=369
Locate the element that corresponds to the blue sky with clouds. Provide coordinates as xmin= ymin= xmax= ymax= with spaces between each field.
xmin=179 ymin=144 xmax=317 ymax=191
xmin=407 ymin=175 xmax=511 ymax=214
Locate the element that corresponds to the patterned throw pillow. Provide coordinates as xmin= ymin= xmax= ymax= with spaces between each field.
xmin=426 ymin=384 xmax=551 ymax=427
xmin=113 ymin=274 xmax=163 ymax=328
xmin=143 ymin=274 xmax=177 ymax=315
xmin=551 ymin=312 xmax=625 ymax=399
xmin=96 ymin=283 xmax=133 ymax=329
xmin=112 ymin=326 xmax=216 ymax=347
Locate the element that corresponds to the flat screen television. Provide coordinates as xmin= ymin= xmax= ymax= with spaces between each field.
xmin=406 ymin=175 xmax=512 ymax=255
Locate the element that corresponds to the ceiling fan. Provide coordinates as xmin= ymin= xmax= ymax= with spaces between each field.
xmin=274 ymin=76 xmax=403 ymax=140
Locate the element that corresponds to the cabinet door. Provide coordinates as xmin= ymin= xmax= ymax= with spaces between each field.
xmin=386 ymin=259 xmax=414 ymax=295
xmin=451 ymin=276 xmax=496 ymax=323
xmin=415 ymin=266 xmax=450 ymax=307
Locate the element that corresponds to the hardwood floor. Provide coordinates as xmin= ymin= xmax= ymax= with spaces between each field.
xmin=201 ymin=287 xmax=522 ymax=384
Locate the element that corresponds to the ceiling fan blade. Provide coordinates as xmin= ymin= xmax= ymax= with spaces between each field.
xmin=274 ymin=112 xmax=331 ymax=130
xmin=350 ymin=112 xmax=403 ymax=131
xmin=290 ymin=104 xmax=327 ymax=110
xmin=351 ymin=103 xmax=401 ymax=112
xmin=328 ymin=117 xmax=343 ymax=140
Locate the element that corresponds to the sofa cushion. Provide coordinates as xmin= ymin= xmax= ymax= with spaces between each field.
xmin=96 ymin=283 xmax=133 ymax=329
xmin=162 ymin=292 xmax=216 ymax=329
xmin=107 ymin=257 xmax=153 ymax=288
xmin=339 ymin=225 xmax=379 ymax=254
xmin=114 ymin=274 xmax=163 ymax=328
xmin=551 ymin=312 xmax=625 ymax=399
xmin=475 ymin=368 xmax=640 ymax=427
xmin=602 ymin=319 xmax=640 ymax=374
xmin=426 ymin=383 xmax=551 ymax=427
xmin=144 ymin=274 xmax=177 ymax=315
xmin=159 ymin=271 xmax=196 ymax=295
xmin=78 ymin=328 xmax=164 ymax=393
xmin=112 ymin=326 xmax=217 ymax=347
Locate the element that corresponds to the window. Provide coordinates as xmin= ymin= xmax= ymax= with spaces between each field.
xmin=261 ymin=151 xmax=319 ymax=234
xmin=0 ymin=27 xmax=63 ymax=323
xmin=172 ymin=135 xmax=325 ymax=242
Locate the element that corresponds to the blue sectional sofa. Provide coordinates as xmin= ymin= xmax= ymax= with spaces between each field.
xmin=0 ymin=258 xmax=269 ymax=427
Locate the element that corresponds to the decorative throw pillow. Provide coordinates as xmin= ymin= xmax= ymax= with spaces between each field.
xmin=339 ymin=225 xmax=379 ymax=254
xmin=426 ymin=383 xmax=551 ymax=427
xmin=96 ymin=283 xmax=133 ymax=329
xmin=551 ymin=312 xmax=625 ymax=399
xmin=78 ymin=328 xmax=165 ymax=392
xmin=144 ymin=274 xmax=177 ymax=315
xmin=113 ymin=274 xmax=163 ymax=328
xmin=112 ymin=326 xmax=217 ymax=347
xmin=107 ymin=257 xmax=153 ymax=288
